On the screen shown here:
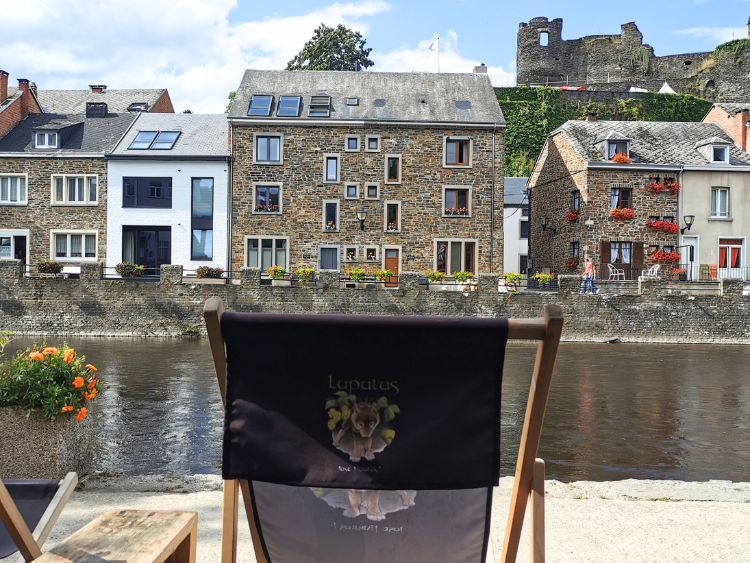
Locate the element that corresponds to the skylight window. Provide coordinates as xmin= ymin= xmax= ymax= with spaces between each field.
xmin=276 ymin=96 xmax=302 ymax=117
xmin=346 ymin=97 xmax=359 ymax=106
xmin=248 ymin=95 xmax=273 ymax=116
xmin=127 ymin=131 xmax=180 ymax=150
xmin=309 ymin=95 xmax=331 ymax=117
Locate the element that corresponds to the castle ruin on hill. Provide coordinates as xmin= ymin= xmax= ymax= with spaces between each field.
xmin=516 ymin=17 xmax=750 ymax=101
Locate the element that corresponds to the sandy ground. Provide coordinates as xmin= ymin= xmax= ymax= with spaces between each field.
xmin=28 ymin=475 xmax=750 ymax=563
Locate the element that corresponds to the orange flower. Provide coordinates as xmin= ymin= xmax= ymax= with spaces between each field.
xmin=74 ymin=407 xmax=87 ymax=421
xmin=85 ymin=363 xmax=97 ymax=372
xmin=72 ymin=376 xmax=84 ymax=389
xmin=60 ymin=405 xmax=73 ymax=413
xmin=28 ymin=351 xmax=44 ymax=361
xmin=84 ymin=389 xmax=97 ymax=400
xmin=63 ymin=349 xmax=75 ymax=364
xmin=87 ymin=378 xmax=97 ymax=390
xmin=42 ymin=347 xmax=58 ymax=355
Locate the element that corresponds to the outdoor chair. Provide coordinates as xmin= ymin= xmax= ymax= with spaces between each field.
xmin=204 ymin=297 xmax=563 ymax=563
xmin=0 ymin=472 xmax=77 ymax=562
xmin=640 ymin=264 xmax=660 ymax=280
xmin=607 ymin=263 xmax=625 ymax=281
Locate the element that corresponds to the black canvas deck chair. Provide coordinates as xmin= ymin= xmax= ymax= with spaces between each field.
xmin=204 ymin=298 xmax=563 ymax=563
xmin=0 ymin=472 xmax=77 ymax=562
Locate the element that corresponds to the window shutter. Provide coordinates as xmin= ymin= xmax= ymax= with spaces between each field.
xmin=633 ymin=242 xmax=644 ymax=266
xmin=600 ymin=241 xmax=611 ymax=265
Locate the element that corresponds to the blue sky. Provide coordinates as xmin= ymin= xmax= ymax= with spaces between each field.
xmin=1 ymin=0 xmax=748 ymax=112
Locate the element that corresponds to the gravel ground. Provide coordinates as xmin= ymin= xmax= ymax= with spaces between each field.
xmin=28 ymin=475 xmax=750 ymax=563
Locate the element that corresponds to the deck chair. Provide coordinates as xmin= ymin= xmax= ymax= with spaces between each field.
xmin=607 ymin=263 xmax=625 ymax=281
xmin=204 ymin=298 xmax=563 ymax=563
xmin=640 ymin=264 xmax=660 ymax=280
xmin=0 ymin=472 xmax=77 ymax=562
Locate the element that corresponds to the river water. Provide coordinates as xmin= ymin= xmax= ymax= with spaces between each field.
xmin=7 ymin=339 xmax=749 ymax=482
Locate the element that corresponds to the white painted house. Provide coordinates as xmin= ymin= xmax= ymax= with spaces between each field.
xmin=107 ymin=113 xmax=230 ymax=273
xmin=503 ymin=177 xmax=529 ymax=274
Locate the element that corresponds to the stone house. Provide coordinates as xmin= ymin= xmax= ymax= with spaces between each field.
xmin=503 ymin=177 xmax=529 ymax=274
xmin=0 ymin=106 xmax=136 ymax=269
xmin=227 ymin=70 xmax=505 ymax=279
xmin=106 ymin=113 xmax=230 ymax=272
xmin=529 ymin=118 xmax=750 ymax=280
xmin=0 ymin=72 xmax=43 ymax=140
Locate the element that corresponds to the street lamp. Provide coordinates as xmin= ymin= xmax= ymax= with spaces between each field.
xmin=540 ymin=217 xmax=557 ymax=235
xmin=356 ymin=209 xmax=367 ymax=231
xmin=680 ymin=214 xmax=695 ymax=234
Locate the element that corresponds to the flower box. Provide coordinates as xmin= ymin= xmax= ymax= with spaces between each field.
xmin=611 ymin=153 xmax=631 ymax=164
xmin=650 ymin=249 xmax=681 ymax=262
xmin=271 ymin=279 xmax=292 ymax=287
xmin=254 ymin=204 xmax=280 ymax=213
xmin=565 ymin=210 xmax=580 ymax=222
xmin=609 ymin=208 xmax=635 ymax=220
xmin=444 ymin=207 xmax=469 ymax=216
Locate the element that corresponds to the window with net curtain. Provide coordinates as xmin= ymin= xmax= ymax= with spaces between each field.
xmin=0 ymin=176 xmax=26 ymax=203
xmin=192 ymin=178 xmax=213 ymax=260
xmin=436 ymin=240 xmax=476 ymax=275
xmin=246 ymin=237 xmax=287 ymax=271
xmin=55 ymin=233 xmax=95 ymax=259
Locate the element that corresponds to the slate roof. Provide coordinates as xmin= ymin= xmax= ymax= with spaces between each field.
xmin=229 ymin=70 xmax=505 ymax=125
xmin=0 ymin=90 xmax=22 ymax=115
xmin=110 ymin=113 xmax=229 ymax=157
xmin=553 ymin=120 xmax=750 ymax=166
xmin=714 ymin=102 xmax=750 ymax=116
xmin=504 ymin=177 xmax=529 ymax=206
xmin=27 ymin=88 xmax=168 ymax=113
xmin=0 ymin=112 xmax=137 ymax=153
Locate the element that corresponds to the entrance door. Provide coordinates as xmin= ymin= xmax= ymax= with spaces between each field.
xmin=12 ymin=236 xmax=26 ymax=266
xmin=718 ymin=238 xmax=744 ymax=280
xmin=384 ymin=248 xmax=399 ymax=287
xmin=681 ymin=236 xmax=699 ymax=281
xmin=123 ymin=227 xmax=171 ymax=272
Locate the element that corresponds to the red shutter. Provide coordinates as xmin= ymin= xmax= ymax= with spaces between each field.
xmin=633 ymin=241 xmax=644 ymax=266
xmin=600 ymin=241 xmax=611 ymax=267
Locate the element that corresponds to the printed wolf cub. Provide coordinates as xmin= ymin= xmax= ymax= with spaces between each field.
xmin=345 ymin=489 xmax=416 ymax=521
xmin=333 ymin=402 xmax=380 ymax=462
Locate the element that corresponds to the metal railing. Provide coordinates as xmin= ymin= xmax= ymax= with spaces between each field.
xmin=525 ymin=276 xmax=559 ymax=291
xmin=102 ymin=266 xmax=160 ymax=280
xmin=22 ymin=264 xmax=78 ymax=279
xmin=339 ymin=274 xmax=400 ymax=289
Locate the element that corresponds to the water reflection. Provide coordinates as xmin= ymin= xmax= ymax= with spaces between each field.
xmin=6 ymin=339 xmax=749 ymax=482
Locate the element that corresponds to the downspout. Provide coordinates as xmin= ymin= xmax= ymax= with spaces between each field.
xmin=227 ymin=155 xmax=232 ymax=273
xmin=490 ymin=123 xmax=497 ymax=273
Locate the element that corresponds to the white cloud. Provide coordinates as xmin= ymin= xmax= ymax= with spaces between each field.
xmin=374 ymin=31 xmax=515 ymax=86
xmin=0 ymin=0 xmax=514 ymax=113
xmin=674 ymin=26 xmax=748 ymax=44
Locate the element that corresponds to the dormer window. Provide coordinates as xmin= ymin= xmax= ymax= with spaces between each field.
xmin=712 ymin=145 xmax=729 ymax=163
xmin=127 ymin=131 xmax=181 ymax=150
xmin=34 ymin=132 xmax=58 ymax=149
xmin=309 ymin=95 xmax=331 ymax=117
xmin=607 ymin=141 xmax=629 ymax=160
xmin=248 ymin=95 xmax=273 ymax=116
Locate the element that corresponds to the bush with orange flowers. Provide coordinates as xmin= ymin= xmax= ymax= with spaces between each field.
xmin=0 ymin=345 xmax=100 ymax=420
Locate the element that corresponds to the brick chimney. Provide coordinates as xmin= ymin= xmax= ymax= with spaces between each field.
xmin=89 ymin=84 xmax=107 ymax=93
xmin=473 ymin=63 xmax=488 ymax=74
xmin=0 ymin=70 xmax=8 ymax=103
xmin=17 ymin=78 xmax=29 ymax=92
xmin=585 ymin=111 xmax=598 ymax=122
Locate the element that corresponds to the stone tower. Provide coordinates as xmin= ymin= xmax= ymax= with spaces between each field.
xmin=516 ymin=17 xmax=565 ymax=86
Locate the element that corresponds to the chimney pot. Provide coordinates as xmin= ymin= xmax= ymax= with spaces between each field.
xmin=0 ymin=70 xmax=8 ymax=103
xmin=585 ymin=111 xmax=598 ymax=122
xmin=89 ymin=84 xmax=107 ymax=93
xmin=473 ymin=63 xmax=488 ymax=74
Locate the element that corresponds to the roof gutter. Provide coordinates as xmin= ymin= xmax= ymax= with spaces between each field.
xmin=0 ymin=152 xmax=103 ymax=159
xmin=227 ymin=117 xmax=506 ymax=129
xmin=586 ymin=162 xmax=681 ymax=172
xmin=106 ymin=154 xmax=230 ymax=161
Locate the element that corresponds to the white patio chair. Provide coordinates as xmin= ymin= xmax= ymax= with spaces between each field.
xmin=607 ymin=263 xmax=625 ymax=281
xmin=640 ymin=264 xmax=660 ymax=280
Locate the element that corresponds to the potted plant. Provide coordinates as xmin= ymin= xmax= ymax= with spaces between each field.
xmin=564 ymin=256 xmax=580 ymax=271
xmin=267 ymin=265 xmax=290 ymax=287
xmin=609 ymin=207 xmax=635 ymax=220
xmin=0 ymin=346 xmax=101 ymax=478
xmin=532 ymin=272 xmax=556 ymax=288
xmin=670 ymin=267 xmax=687 ymax=281
xmin=662 ymin=221 xmax=679 ymax=234
xmin=611 ymin=153 xmax=631 ymax=164
xmin=425 ymin=270 xmax=448 ymax=290
xmin=502 ymin=272 xmax=523 ymax=292
xmin=374 ymin=269 xmax=394 ymax=286
xmin=115 ymin=262 xmax=144 ymax=278
xmin=565 ymin=209 xmax=580 ymax=222
xmin=645 ymin=180 xmax=665 ymax=193
xmin=664 ymin=180 xmax=680 ymax=194
xmin=325 ymin=220 xmax=337 ymax=231
xmin=295 ymin=267 xmax=317 ymax=285
xmin=37 ymin=260 xmax=63 ymax=275
xmin=386 ymin=221 xmax=398 ymax=231
xmin=196 ymin=266 xmax=224 ymax=279
xmin=452 ymin=271 xmax=475 ymax=290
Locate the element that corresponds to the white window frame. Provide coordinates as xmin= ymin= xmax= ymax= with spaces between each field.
xmin=344 ymin=135 xmax=360 ymax=152
xmin=384 ymin=200 xmax=401 ymax=232
xmin=717 ymin=236 xmax=745 ymax=275
xmin=34 ymin=131 xmax=58 ymax=149
xmin=0 ymin=229 xmax=29 ymax=262
xmin=363 ymin=245 xmax=379 ymax=262
xmin=365 ymin=182 xmax=380 ymax=200
xmin=365 ymin=135 xmax=381 ymax=152
xmin=50 ymin=174 xmax=98 ymax=206
xmin=441 ymin=186 xmax=472 ymax=218
xmin=433 ymin=238 xmax=479 ymax=275
xmin=344 ymin=183 xmax=359 ymax=200
xmin=344 ymin=245 xmax=358 ymax=262
xmin=711 ymin=145 xmax=729 ymax=164
xmin=710 ymin=186 xmax=730 ymax=219
xmin=318 ymin=244 xmax=340 ymax=271
xmin=251 ymin=182 xmax=283 ymax=215
xmin=443 ymin=136 xmax=473 ymax=168
xmin=243 ymin=235 xmax=290 ymax=270
xmin=50 ymin=230 xmax=98 ymax=262
xmin=607 ymin=140 xmax=629 ymax=160
xmin=0 ymin=174 xmax=28 ymax=205
xmin=252 ymin=133 xmax=283 ymax=165
xmin=384 ymin=154 xmax=402 ymax=184
xmin=323 ymin=154 xmax=340 ymax=183
xmin=322 ymin=199 xmax=340 ymax=232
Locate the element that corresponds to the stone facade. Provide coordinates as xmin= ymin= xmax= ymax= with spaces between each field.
xmin=0 ymin=157 xmax=108 ymax=266
xmin=231 ymin=124 xmax=504 ymax=275
xmin=529 ymin=134 xmax=679 ymax=274
xmin=517 ymin=17 xmax=750 ymax=101
xmin=0 ymin=261 xmax=748 ymax=343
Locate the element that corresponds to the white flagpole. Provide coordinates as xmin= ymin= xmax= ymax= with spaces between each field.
xmin=437 ymin=35 xmax=440 ymax=73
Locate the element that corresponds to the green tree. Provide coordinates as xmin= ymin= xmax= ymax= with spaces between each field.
xmin=225 ymin=91 xmax=236 ymax=114
xmin=506 ymin=151 xmax=535 ymax=177
xmin=286 ymin=24 xmax=374 ymax=71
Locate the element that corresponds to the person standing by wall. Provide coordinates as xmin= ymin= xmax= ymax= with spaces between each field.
xmin=581 ymin=257 xmax=598 ymax=294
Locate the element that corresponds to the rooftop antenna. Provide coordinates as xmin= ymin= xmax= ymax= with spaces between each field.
xmin=429 ymin=35 xmax=440 ymax=73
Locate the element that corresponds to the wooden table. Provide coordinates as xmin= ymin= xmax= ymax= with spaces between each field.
xmin=34 ymin=510 xmax=197 ymax=563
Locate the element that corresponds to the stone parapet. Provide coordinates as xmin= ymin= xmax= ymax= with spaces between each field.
xmin=398 ymin=272 xmax=422 ymax=291
xmin=318 ymin=271 xmax=339 ymax=289
xmin=240 ymin=268 xmax=261 ymax=288
xmin=0 ymin=259 xmax=22 ymax=281
xmin=80 ymin=261 xmax=103 ymax=281
xmin=160 ymin=265 xmax=183 ymax=285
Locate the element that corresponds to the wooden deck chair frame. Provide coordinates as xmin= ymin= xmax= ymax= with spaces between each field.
xmin=204 ymin=298 xmax=563 ymax=563
xmin=0 ymin=472 xmax=78 ymax=562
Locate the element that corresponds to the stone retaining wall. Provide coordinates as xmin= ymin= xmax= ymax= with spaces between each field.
xmin=0 ymin=261 xmax=748 ymax=343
